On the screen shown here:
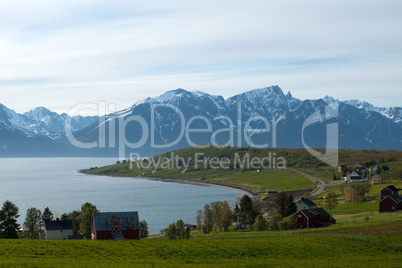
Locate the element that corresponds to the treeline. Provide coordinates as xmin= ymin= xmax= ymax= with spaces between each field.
xmin=0 ymin=200 xmax=149 ymax=239
xmin=164 ymin=193 xmax=300 ymax=240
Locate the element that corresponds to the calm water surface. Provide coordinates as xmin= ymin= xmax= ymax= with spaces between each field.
xmin=0 ymin=158 xmax=245 ymax=234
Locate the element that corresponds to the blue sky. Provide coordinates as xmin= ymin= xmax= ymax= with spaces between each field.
xmin=0 ymin=0 xmax=401 ymax=114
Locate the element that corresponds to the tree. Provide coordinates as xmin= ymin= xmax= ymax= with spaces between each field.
xmin=211 ymin=201 xmax=222 ymax=232
xmin=76 ymin=202 xmax=99 ymax=238
xmin=286 ymin=195 xmax=297 ymax=217
xmin=165 ymin=222 xmax=177 ymax=240
xmin=176 ymin=220 xmax=186 ymax=239
xmin=238 ymin=195 xmax=257 ymax=229
xmin=268 ymin=214 xmax=282 ymax=231
xmin=140 ymin=220 xmax=148 ymax=239
xmin=273 ymin=192 xmax=295 ymax=219
xmin=0 ymin=200 xmax=20 ymax=238
xmin=219 ymin=201 xmax=232 ymax=232
xmin=279 ymin=215 xmax=297 ymax=231
xmin=42 ymin=207 xmax=54 ymax=222
xmin=324 ymin=192 xmax=338 ymax=214
xmin=254 ymin=215 xmax=268 ymax=231
xmin=196 ymin=210 xmax=203 ymax=232
xmin=62 ymin=210 xmax=81 ymax=233
xmin=22 ymin=207 xmax=42 ymax=239
xmin=185 ymin=225 xmax=191 ymax=239
xmin=355 ymin=182 xmax=372 ymax=197
xmin=202 ymin=204 xmax=213 ymax=234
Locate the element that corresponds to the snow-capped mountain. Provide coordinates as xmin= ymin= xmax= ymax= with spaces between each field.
xmin=0 ymin=104 xmax=99 ymax=156
xmin=72 ymin=86 xmax=402 ymax=157
xmin=0 ymin=85 xmax=401 ymax=157
xmin=325 ymin=98 xmax=402 ymax=125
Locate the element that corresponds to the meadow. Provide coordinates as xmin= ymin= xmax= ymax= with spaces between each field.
xmin=0 ymin=211 xmax=401 ymax=267
xmin=84 ymin=146 xmax=402 ymax=195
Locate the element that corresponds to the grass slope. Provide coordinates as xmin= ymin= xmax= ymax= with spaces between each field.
xmin=0 ymin=213 xmax=401 ymax=267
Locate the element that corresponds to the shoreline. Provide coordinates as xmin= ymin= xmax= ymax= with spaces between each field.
xmin=79 ymin=170 xmax=257 ymax=197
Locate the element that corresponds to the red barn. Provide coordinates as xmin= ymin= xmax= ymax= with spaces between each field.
xmin=91 ymin=212 xmax=140 ymax=240
xmin=338 ymin=165 xmax=346 ymax=172
xmin=380 ymin=185 xmax=400 ymax=200
xmin=294 ymin=208 xmax=336 ymax=229
xmin=379 ymin=195 xmax=402 ymax=213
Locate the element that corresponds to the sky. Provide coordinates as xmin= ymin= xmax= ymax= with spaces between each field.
xmin=0 ymin=0 xmax=401 ymax=114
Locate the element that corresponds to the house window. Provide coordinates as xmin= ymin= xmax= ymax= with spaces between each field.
xmin=298 ymin=215 xmax=301 ymax=218
xmin=392 ymin=206 xmax=395 ymax=210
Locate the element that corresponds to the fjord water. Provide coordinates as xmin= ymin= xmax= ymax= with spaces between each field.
xmin=0 ymin=158 xmax=245 ymax=234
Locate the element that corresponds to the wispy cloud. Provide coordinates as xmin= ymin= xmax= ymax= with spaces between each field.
xmin=0 ymin=0 xmax=401 ymax=113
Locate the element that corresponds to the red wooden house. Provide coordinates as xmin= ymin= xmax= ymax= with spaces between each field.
xmin=379 ymin=195 xmax=402 ymax=213
xmin=338 ymin=165 xmax=346 ymax=172
xmin=294 ymin=208 xmax=336 ymax=229
xmin=91 ymin=212 xmax=140 ymax=240
xmin=380 ymin=185 xmax=400 ymax=200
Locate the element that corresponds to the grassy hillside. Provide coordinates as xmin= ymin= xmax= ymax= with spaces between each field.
xmin=0 ymin=211 xmax=401 ymax=267
xmin=83 ymin=146 xmax=402 ymax=195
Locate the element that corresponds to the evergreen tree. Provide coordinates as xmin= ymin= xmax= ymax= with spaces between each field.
xmin=238 ymin=195 xmax=257 ymax=229
xmin=286 ymin=195 xmax=297 ymax=216
xmin=22 ymin=207 xmax=42 ymax=239
xmin=42 ymin=207 xmax=54 ymax=222
xmin=274 ymin=192 xmax=296 ymax=218
xmin=274 ymin=191 xmax=288 ymax=219
xmin=0 ymin=200 xmax=20 ymax=239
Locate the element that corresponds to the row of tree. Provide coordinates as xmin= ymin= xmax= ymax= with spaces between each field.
xmin=194 ymin=192 xmax=300 ymax=235
xmin=0 ymin=200 xmax=149 ymax=239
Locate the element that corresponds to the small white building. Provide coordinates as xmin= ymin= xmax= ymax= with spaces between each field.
xmin=44 ymin=219 xmax=73 ymax=240
xmin=294 ymin=197 xmax=317 ymax=211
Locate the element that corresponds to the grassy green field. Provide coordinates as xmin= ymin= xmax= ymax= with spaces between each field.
xmin=86 ymin=162 xmax=316 ymax=194
xmin=0 ymin=212 xmax=401 ymax=267
xmin=2 ymin=147 xmax=402 ymax=267
xmin=84 ymin=146 xmax=402 ymax=196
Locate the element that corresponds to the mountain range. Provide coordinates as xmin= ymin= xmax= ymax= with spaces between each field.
xmin=0 ymin=86 xmax=401 ymax=157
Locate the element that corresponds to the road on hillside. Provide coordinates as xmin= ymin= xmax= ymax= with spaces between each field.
xmin=288 ymin=168 xmax=327 ymax=196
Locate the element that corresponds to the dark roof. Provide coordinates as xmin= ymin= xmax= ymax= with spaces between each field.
xmin=296 ymin=207 xmax=331 ymax=219
xmin=384 ymin=185 xmax=400 ymax=192
xmin=93 ymin=212 xmax=140 ymax=232
xmin=45 ymin=220 xmax=73 ymax=230
xmin=350 ymin=172 xmax=362 ymax=178
xmin=386 ymin=195 xmax=402 ymax=204
xmin=296 ymin=198 xmax=316 ymax=207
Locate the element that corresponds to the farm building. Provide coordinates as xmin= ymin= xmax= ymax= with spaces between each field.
xmin=380 ymin=185 xmax=400 ymax=200
xmin=356 ymin=165 xmax=366 ymax=174
xmin=338 ymin=165 xmax=346 ymax=172
xmin=294 ymin=208 xmax=335 ymax=229
xmin=346 ymin=172 xmax=368 ymax=183
xmin=379 ymin=195 xmax=402 ymax=213
xmin=91 ymin=211 xmax=140 ymax=240
xmin=344 ymin=186 xmax=364 ymax=202
xmin=372 ymin=174 xmax=382 ymax=184
xmin=265 ymin=189 xmax=277 ymax=194
xmin=44 ymin=219 xmax=73 ymax=240
xmin=294 ymin=197 xmax=317 ymax=210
